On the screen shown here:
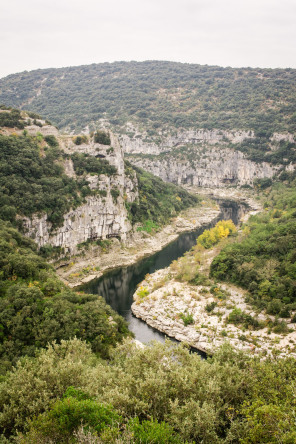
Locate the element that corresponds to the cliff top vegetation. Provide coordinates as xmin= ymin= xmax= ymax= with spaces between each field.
xmin=0 ymin=61 xmax=295 ymax=137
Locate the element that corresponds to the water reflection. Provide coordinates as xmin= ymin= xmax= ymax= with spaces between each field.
xmin=81 ymin=200 xmax=247 ymax=344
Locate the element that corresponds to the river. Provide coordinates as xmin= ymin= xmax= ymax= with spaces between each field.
xmin=81 ymin=200 xmax=247 ymax=344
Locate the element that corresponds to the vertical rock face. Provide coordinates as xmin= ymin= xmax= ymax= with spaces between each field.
xmin=22 ymin=132 xmax=138 ymax=254
xmin=120 ymin=127 xmax=293 ymax=187
xmin=128 ymin=146 xmax=277 ymax=188
xmin=119 ymin=129 xmax=255 ymax=155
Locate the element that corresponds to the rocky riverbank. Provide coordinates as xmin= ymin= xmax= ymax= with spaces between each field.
xmin=131 ymin=193 xmax=296 ymax=358
xmin=56 ymin=199 xmax=220 ymax=287
xmin=132 ymin=267 xmax=296 ymax=358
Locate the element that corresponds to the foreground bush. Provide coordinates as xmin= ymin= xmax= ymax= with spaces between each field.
xmin=2 ymin=339 xmax=296 ymax=443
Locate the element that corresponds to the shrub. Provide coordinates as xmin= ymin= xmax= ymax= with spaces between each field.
xmin=205 ymin=301 xmax=217 ymax=313
xmin=44 ymin=135 xmax=59 ymax=147
xmin=127 ymin=417 xmax=182 ymax=444
xmin=137 ymin=286 xmax=149 ymax=299
xmin=73 ymin=134 xmax=88 ymax=145
xmin=111 ymin=188 xmax=120 ymax=202
xmin=228 ymin=308 xmax=263 ymax=330
xmin=179 ymin=311 xmax=194 ymax=326
xmin=24 ymin=396 xmax=121 ymax=442
xmin=228 ymin=307 xmax=245 ymax=324
xmin=273 ymin=320 xmax=289 ymax=334
xmin=137 ymin=219 xmax=159 ymax=233
xmin=266 ymin=299 xmax=282 ymax=315
xmin=197 ymin=220 xmax=237 ymax=249
xmin=94 ymin=131 xmax=111 ymax=145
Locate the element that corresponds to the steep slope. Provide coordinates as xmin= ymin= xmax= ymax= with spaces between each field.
xmin=127 ymin=144 xmax=277 ymax=188
xmin=0 ymin=106 xmax=199 ymax=255
xmin=1 ymin=61 xmax=295 ymax=184
xmin=0 ymin=220 xmax=131 ymax=374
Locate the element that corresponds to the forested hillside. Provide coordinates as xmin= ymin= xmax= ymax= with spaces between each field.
xmin=211 ymin=178 xmax=296 ymax=319
xmin=0 ymin=220 xmax=131 ymax=375
xmin=0 ymin=61 xmax=295 ymax=137
xmin=1 ymin=66 xmax=296 ymax=443
xmin=0 ymin=106 xmax=199 ymax=235
xmin=0 ymin=106 xmax=202 ymax=370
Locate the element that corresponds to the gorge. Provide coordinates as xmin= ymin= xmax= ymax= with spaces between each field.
xmin=1 ymin=60 xmax=296 ymax=443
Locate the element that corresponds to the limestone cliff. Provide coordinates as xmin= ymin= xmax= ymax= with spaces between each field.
xmin=119 ymin=128 xmax=255 ymax=155
xmin=21 ymin=128 xmax=138 ymax=255
xmin=120 ymin=126 xmax=293 ymax=187
xmin=127 ymin=146 xmax=277 ymax=188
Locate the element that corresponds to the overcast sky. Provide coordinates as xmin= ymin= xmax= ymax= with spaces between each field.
xmin=1 ymin=0 xmax=295 ymax=78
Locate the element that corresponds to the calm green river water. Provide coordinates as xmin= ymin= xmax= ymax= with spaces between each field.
xmin=81 ymin=200 xmax=247 ymax=345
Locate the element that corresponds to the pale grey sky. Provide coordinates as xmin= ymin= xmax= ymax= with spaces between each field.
xmin=1 ymin=0 xmax=295 ymax=78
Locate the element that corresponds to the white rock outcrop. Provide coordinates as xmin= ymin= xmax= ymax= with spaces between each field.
xmin=21 ymin=129 xmax=138 ymax=254
xmin=129 ymin=146 xmax=277 ymax=187
xmin=120 ymin=129 xmax=254 ymax=155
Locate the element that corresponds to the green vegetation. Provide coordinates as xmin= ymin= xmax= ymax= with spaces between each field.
xmin=0 ymin=106 xmax=44 ymax=130
xmin=0 ymin=62 xmax=295 ymax=138
xmin=94 ymin=130 xmax=111 ymax=145
xmin=23 ymin=389 xmax=122 ymax=443
xmin=0 ymin=108 xmax=200 ymax=235
xmin=1 ymin=339 xmax=296 ymax=443
xmin=136 ymin=219 xmax=159 ymax=233
xmin=130 ymin=135 xmax=296 ymax=171
xmin=125 ymin=162 xmax=200 ymax=226
xmin=110 ymin=187 xmax=120 ymax=202
xmin=179 ymin=311 xmax=194 ymax=326
xmin=231 ymin=137 xmax=296 ymax=164
xmin=73 ymin=134 xmax=88 ymax=145
xmin=136 ymin=286 xmax=149 ymax=300
xmin=0 ymin=106 xmax=27 ymax=129
xmin=211 ymin=180 xmax=296 ymax=314
xmin=0 ymin=133 xmax=90 ymax=228
xmin=1 ymin=63 xmax=296 ymax=164
xmin=205 ymin=301 xmax=217 ymax=313
xmin=0 ymin=221 xmax=130 ymax=374
xmin=1 ymin=77 xmax=296 ymax=443
xmin=71 ymin=152 xmax=117 ymax=177
xmin=44 ymin=134 xmax=58 ymax=147
xmin=227 ymin=307 xmax=263 ymax=330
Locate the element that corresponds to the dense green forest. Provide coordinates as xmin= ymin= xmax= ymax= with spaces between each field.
xmin=211 ymin=179 xmax=296 ymax=319
xmin=0 ymin=61 xmax=295 ymax=137
xmin=0 ymin=133 xmax=92 ymax=228
xmin=0 ymin=220 xmax=131 ymax=375
xmin=125 ymin=161 xmax=200 ymax=227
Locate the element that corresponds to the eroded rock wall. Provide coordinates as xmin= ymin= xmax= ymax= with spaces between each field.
xmin=129 ymin=146 xmax=277 ymax=187
xmin=120 ymin=129 xmax=255 ymax=155
xmin=120 ymin=126 xmax=295 ymax=156
xmin=21 ymin=129 xmax=138 ymax=254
